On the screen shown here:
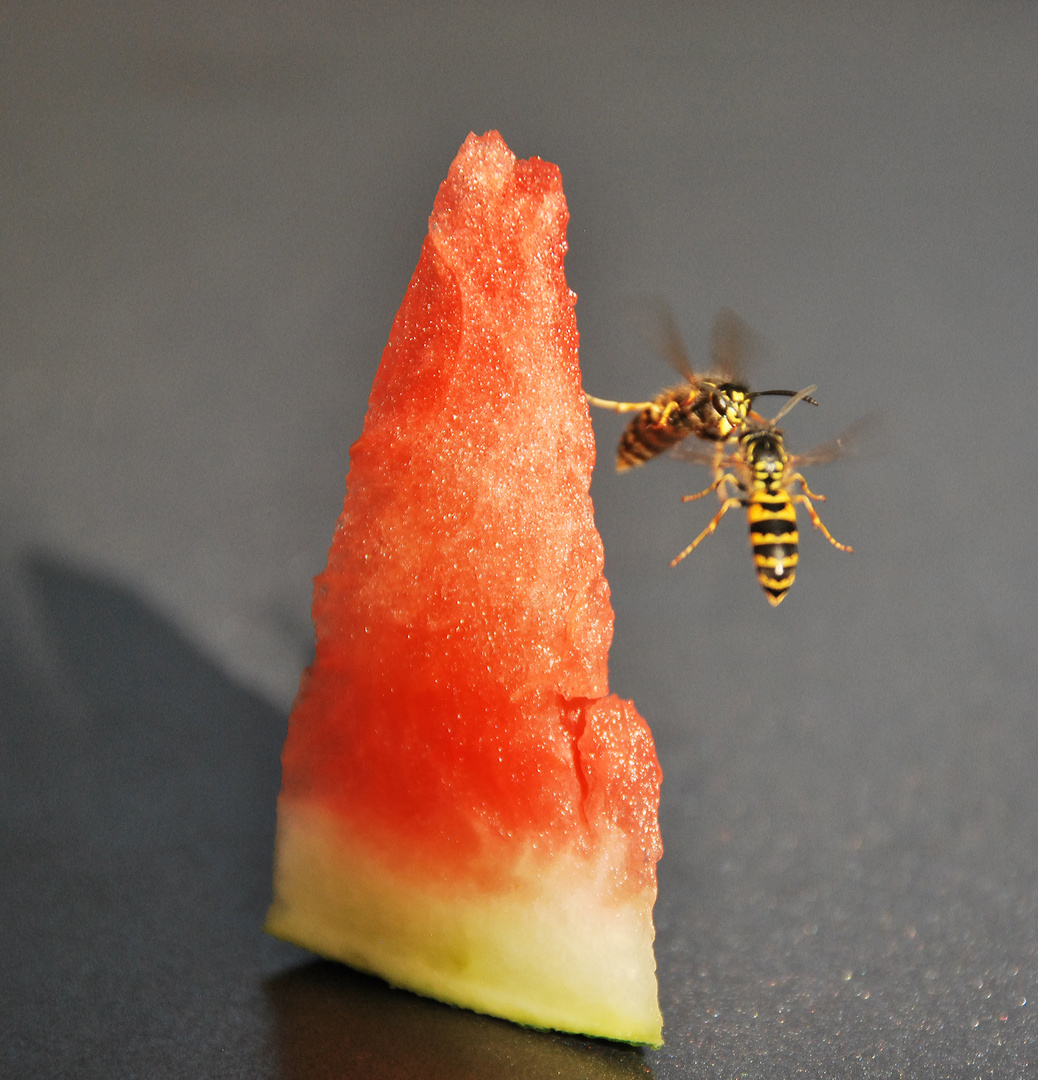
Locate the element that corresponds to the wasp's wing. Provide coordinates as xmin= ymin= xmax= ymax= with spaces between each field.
xmin=791 ymin=413 xmax=883 ymax=467
xmin=628 ymin=296 xmax=697 ymax=383
xmin=668 ymin=441 xmax=741 ymax=470
xmin=670 ymin=446 xmax=718 ymax=466
xmin=709 ymin=307 xmax=760 ymax=380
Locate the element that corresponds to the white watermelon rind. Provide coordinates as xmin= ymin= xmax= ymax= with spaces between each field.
xmin=265 ymin=798 xmax=662 ymax=1046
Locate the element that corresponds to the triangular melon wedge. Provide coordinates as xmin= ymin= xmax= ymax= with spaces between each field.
xmin=266 ymin=130 xmax=663 ymax=1047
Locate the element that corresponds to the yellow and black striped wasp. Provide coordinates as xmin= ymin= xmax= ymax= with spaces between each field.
xmin=585 ymin=306 xmax=818 ymax=471
xmin=670 ymin=391 xmax=862 ymax=606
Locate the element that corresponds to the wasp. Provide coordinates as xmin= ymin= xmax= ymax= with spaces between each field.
xmin=585 ymin=306 xmax=818 ymax=471
xmin=670 ymin=394 xmax=860 ymax=606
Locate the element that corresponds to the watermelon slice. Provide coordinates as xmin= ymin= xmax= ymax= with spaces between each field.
xmin=265 ymin=131 xmax=663 ymax=1046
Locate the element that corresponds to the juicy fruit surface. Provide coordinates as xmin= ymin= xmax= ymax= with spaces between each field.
xmin=268 ymin=131 xmax=662 ymax=1045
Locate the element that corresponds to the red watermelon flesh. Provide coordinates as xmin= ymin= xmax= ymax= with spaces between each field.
xmin=266 ymin=131 xmax=663 ymax=1046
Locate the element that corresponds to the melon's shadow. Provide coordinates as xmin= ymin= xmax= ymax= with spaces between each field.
xmin=18 ymin=549 xmax=289 ymax=851
xmin=4 ymin=550 xmax=297 ymax=1075
xmin=266 ymin=959 xmax=655 ymax=1080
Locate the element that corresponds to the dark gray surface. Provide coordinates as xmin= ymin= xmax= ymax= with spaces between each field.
xmin=4 ymin=3 xmax=1038 ymax=1076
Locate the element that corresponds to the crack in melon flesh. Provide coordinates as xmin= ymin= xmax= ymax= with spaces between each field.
xmin=266 ymin=131 xmax=663 ymax=1047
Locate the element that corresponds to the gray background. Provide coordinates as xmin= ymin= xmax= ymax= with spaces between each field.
xmin=4 ymin=3 xmax=1038 ymax=1076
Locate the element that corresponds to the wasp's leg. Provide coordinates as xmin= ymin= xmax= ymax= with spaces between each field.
xmin=585 ymin=392 xmax=656 ymax=414
xmin=655 ymin=399 xmax=682 ymax=424
xmin=670 ymin=497 xmax=743 ymax=566
xmin=712 ymin=440 xmax=728 ymax=473
xmin=681 ymin=472 xmax=738 ymax=504
xmin=788 ymin=472 xmax=828 ymax=502
xmin=791 ymin=493 xmax=853 ymax=552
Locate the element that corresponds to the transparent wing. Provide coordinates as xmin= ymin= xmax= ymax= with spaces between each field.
xmin=669 ymin=441 xmax=739 ymax=468
xmin=709 ymin=306 xmax=760 ymax=380
xmin=670 ymin=446 xmax=719 ymax=465
xmin=628 ymin=295 xmax=697 ymax=383
xmin=790 ymin=413 xmax=884 ymax=467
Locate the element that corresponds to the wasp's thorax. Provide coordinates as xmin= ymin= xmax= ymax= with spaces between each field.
xmin=741 ymin=428 xmax=789 ymax=491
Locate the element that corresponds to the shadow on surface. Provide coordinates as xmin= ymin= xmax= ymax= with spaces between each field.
xmin=19 ymin=549 xmax=287 ymax=851
xmin=2 ymin=550 xmax=294 ymax=1077
xmin=267 ymin=960 xmax=654 ymax=1080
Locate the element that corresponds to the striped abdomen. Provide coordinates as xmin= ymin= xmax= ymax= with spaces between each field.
xmin=746 ymin=494 xmax=799 ymax=606
xmin=616 ymin=386 xmax=698 ymax=470
xmin=617 ymin=382 xmax=746 ymax=471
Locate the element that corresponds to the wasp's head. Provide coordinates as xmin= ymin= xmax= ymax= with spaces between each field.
xmin=710 ymin=382 xmax=752 ymax=437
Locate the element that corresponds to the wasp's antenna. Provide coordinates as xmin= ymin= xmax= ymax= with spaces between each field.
xmin=749 ymin=388 xmax=820 ymax=408
xmin=768 ymin=385 xmax=819 ymax=426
